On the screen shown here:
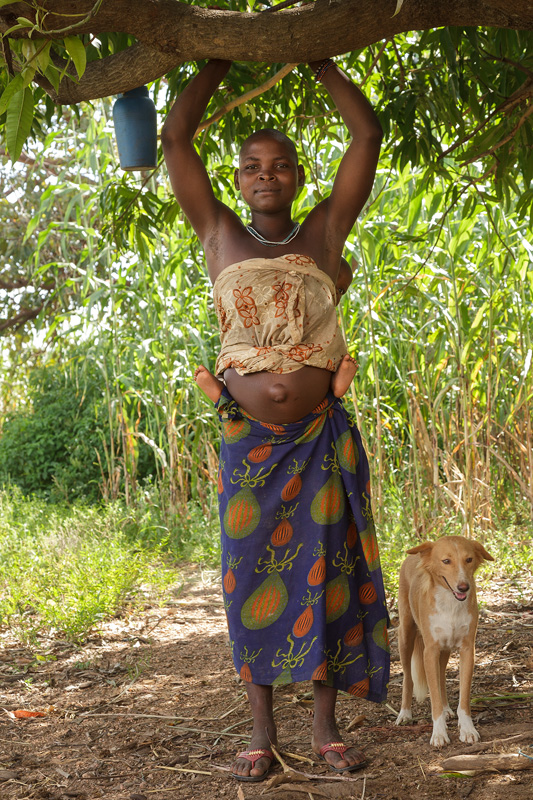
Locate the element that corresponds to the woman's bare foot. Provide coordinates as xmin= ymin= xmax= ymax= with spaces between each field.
xmin=312 ymin=682 xmax=367 ymax=772
xmin=331 ymin=355 xmax=358 ymax=398
xmin=194 ymin=365 xmax=223 ymax=403
xmin=232 ymin=684 xmax=277 ymax=780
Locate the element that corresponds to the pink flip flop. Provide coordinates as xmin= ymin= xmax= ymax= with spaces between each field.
xmin=233 ymin=748 xmax=275 ymax=782
xmin=318 ymin=741 xmax=368 ymax=773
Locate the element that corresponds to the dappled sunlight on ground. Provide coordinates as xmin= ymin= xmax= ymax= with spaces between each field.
xmin=0 ymin=565 xmax=532 ymax=799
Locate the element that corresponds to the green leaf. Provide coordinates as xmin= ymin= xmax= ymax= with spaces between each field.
xmin=21 ymin=65 xmax=36 ymax=89
xmin=44 ymin=64 xmax=61 ymax=93
xmin=35 ymin=41 xmax=52 ymax=74
xmin=64 ymin=36 xmax=87 ymax=79
xmin=407 ymin=189 xmax=423 ymax=231
xmin=0 ymin=73 xmax=24 ymax=116
xmin=6 ymin=87 xmax=34 ymax=162
xmin=391 ymin=0 xmax=404 ymax=17
xmin=439 ymin=772 xmax=476 ymax=779
xmin=440 ymin=28 xmax=457 ymax=68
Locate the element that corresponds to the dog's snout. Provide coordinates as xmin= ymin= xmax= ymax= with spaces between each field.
xmin=457 ymin=582 xmax=469 ymax=593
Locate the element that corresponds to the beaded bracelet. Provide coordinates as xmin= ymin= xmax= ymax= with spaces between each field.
xmin=314 ymin=58 xmax=335 ymax=82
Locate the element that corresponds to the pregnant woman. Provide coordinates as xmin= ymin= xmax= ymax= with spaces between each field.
xmin=162 ymin=58 xmax=389 ymax=782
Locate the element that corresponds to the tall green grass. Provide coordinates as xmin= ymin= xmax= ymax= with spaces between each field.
xmin=0 ymin=486 xmax=219 ymax=645
xmin=1 ymin=485 xmax=531 ymax=647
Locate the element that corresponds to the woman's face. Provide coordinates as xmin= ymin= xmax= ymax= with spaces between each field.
xmin=234 ymin=133 xmax=304 ymax=213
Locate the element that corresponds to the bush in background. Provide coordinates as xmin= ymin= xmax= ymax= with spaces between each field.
xmin=0 ymin=357 xmax=156 ymax=502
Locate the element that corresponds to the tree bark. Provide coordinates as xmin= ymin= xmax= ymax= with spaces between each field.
xmin=1 ymin=0 xmax=532 ymax=103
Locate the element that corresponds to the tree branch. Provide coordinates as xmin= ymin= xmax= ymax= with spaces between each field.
xmin=440 ymin=77 xmax=533 ymax=159
xmin=462 ymin=100 xmax=533 ymax=164
xmin=33 ymin=0 xmax=106 ymax=36
xmin=196 ymin=63 xmax=298 ymax=134
xmin=0 ymin=146 xmax=99 ymax=182
xmin=0 ymin=305 xmax=44 ymax=332
xmin=1 ymin=0 xmax=532 ymax=103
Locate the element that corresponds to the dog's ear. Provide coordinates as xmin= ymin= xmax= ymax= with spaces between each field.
xmin=472 ymin=541 xmax=494 ymax=562
xmin=407 ymin=542 xmax=434 ymax=557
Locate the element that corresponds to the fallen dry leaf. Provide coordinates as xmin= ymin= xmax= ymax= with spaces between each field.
xmin=13 ymin=709 xmax=46 ymax=719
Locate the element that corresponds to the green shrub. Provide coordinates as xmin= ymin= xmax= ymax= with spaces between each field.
xmin=0 ymin=364 xmax=106 ymax=500
xmin=0 ymin=358 xmax=157 ymax=502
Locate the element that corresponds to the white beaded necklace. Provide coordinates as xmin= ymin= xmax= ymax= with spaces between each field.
xmin=246 ymin=222 xmax=300 ymax=247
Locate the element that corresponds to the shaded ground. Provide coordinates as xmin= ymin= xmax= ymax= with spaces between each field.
xmin=1 ymin=565 xmax=532 ymax=800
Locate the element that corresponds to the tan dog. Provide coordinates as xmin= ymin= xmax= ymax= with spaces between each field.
xmin=395 ymin=535 xmax=493 ymax=747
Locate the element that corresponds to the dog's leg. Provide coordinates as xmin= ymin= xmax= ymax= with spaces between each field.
xmin=457 ymin=642 xmax=479 ymax=743
xmin=424 ymin=642 xmax=450 ymax=747
xmin=395 ymin=619 xmax=417 ymax=725
xmin=439 ymin=649 xmax=454 ymax=719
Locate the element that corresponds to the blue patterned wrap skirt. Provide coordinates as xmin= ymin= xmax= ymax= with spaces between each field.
xmin=216 ymin=386 xmax=390 ymax=703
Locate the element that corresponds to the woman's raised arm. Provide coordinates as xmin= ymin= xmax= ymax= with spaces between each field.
xmin=161 ymin=60 xmax=232 ymax=243
xmin=306 ymin=60 xmax=383 ymax=248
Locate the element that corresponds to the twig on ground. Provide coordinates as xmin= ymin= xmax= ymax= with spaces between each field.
xmin=364 ymin=723 xmax=433 ymax=734
xmin=160 ymin=724 xmax=244 ymax=739
xmin=210 ymin=763 xmax=374 ymax=781
xmin=77 ymin=773 xmax=141 ymax=780
xmin=60 ymin=712 xmax=246 ymax=739
xmin=264 ymin=787 xmax=329 ymax=797
xmin=0 ymin=737 xmax=32 ymax=745
xmin=154 ymin=765 xmax=212 ymax=776
xmin=347 ymin=713 xmax=366 ymax=731
xmin=441 ymin=753 xmax=533 ymax=772
xmin=70 ymin=677 xmax=142 ymax=715
xmin=218 ymin=700 xmax=245 ymax=719
xmin=70 ymin=711 xmax=190 ymax=721
xmin=220 ymin=714 xmax=254 ymax=733
xmin=462 ymin=730 xmax=533 ymax=754
xmin=280 ymin=750 xmax=315 ymax=765
xmin=265 ymin=740 xmax=311 ymax=788
xmin=269 ymin=741 xmax=304 ymax=775
xmin=142 ymin=616 xmax=166 ymax=636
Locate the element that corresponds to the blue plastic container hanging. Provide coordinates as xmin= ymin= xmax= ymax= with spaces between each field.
xmin=112 ymin=86 xmax=157 ymax=171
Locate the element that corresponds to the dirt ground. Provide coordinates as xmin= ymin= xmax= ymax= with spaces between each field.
xmin=1 ymin=564 xmax=532 ymax=800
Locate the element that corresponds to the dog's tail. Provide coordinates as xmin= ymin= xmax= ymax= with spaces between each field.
xmin=411 ymin=632 xmax=428 ymax=703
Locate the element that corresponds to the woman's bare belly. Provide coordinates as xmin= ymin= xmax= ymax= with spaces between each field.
xmin=223 ymin=365 xmax=332 ymax=424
